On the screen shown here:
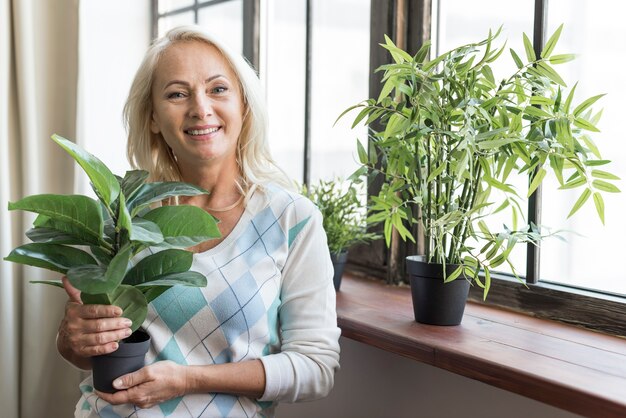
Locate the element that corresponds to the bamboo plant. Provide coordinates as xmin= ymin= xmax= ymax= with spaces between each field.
xmin=5 ymin=134 xmax=221 ymax=331
xmin=340 ymin=26 xmax=619 ymax=298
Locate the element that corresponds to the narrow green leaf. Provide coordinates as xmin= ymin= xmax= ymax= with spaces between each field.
xmin=537 ymin=62 xmax=566 ymax=86
xmin=563 ymin=82 xmax=578 ymax=113
xmin=357 ymin=140 xmax=368 ymax=164
xmin=549 ymin=54 xmax=576 ymax=64
xmin=522 ymin=33 xmax=536 ymax=62
xmin=51 ymin=134 xmax=120 ymax=206
xmin=591 ymin=170 xmax=620 ymax=181
xmin=541 ymin=23 xmax=563 ymax=58
xmin=593 ymin=192 xmax=605 ymax=225
xmin=4 ymin=243 xmax=97 ymax=274
xmin=567 ymin=188 xmax=591 ymax=218
xmin=527 ymin=168 xmax=546 ymax=197
xmin=444 ymin=265 xmax=463 ymax=283
xmin=573 ymin=117 xmax=600 ymax=132
xmin=592 ymin=180 xmax=621 ymax=193
xmin=29 ymin=280 xmax=64 ymax=288
xmin=573 ymin=94 xmax=605 ymax=118
xmin=510 ymin=48 xmax=523 ymax=69
xmin=559 ymin=176 xmax=587 ymax=190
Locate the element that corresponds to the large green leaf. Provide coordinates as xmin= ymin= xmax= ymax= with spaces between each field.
xmin=142 ymin=205 xmax=221 ymax=248
xmin=124 ymin=249 xmax=193 ymax=285
xmin=25 ymin=227 xmax=87 ymax=245
xmin=127 ymin=182 xmax=209 ymax=216
xmin=9 ymin=194 xmax=104 ymax=244
xmin=135 ymin=271 xmax=207 ymax=288
xmin=51 ymin=134 xmax=120 ymax=207
xmin=66 ymin=245 xmax=133 ymax=294
xmin=4 ymin=243 xmax=97 ymax=274
xmin=81 ymin=285 xmax=147 ymax=333
xmin=130 ymin=218 xmax=164 ymax=245
xmin=120 ymin=170 xmax=149 ymax=200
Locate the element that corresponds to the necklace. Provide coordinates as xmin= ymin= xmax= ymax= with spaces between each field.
xmin=206 ymin=194 xmax=244 ymax=212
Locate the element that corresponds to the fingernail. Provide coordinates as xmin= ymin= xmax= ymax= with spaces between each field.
xmin=112 ymin=342 xmax=119 ymax=350
xmin=124 ymin=328 xmax=132 ymax=337
xmin=113 ymin=379 xmax=123 ymax=389
xmin=122 ymin=319 xmax=133 ymax=327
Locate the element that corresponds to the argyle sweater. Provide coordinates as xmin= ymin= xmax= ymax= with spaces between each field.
xmin=74 ymin=185 xmax=341 ymax=417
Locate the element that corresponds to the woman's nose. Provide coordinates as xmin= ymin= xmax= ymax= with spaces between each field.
xmin=189 ymin=95 xmax=213 ymax=119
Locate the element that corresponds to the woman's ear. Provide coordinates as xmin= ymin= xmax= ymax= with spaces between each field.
xmin=150 ymin=112 xmax=160 ymax=134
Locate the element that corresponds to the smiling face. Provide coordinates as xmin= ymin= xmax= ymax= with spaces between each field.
xmin=150 ymin=40 xmax=245 ymax=170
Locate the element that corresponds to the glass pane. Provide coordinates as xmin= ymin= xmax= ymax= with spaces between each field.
xmin=159 ymin=0 xmax=194 ymax=15
xmin=540 ymin=1 xmax=626 ymax=295
xmin=262 ymin=0 xmax=307 ymax=183
xmin=158 ymin=11 xmax=195 ymax=37
xmin=435 ymin=0 xmax=535 ymax=277
xmin=308 ymin=0 xmax=370 ymax=182
xmin=198 ymin=0 xmax=244 ymax=54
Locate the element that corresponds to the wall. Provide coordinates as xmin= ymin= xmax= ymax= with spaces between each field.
xmin=279 ymin=337 xmax=582 ymax=418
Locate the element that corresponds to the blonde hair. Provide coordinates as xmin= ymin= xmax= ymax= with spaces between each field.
xmin=124 ymin=25 xmax=292 ymax=196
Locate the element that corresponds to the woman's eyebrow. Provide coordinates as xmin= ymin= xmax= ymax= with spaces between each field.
xmin=163 ymin=74 xmax=226 ymax=90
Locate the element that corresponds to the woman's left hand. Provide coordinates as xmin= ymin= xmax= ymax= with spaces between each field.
xmin=96 ymin=360 xmax=188 ymax=409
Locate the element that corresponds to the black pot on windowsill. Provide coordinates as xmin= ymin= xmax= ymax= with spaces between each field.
xmin=406 ymin=255 xmax=470 ymax=326
xmin=330 ymin=250 xmax=349 ymax=291
xmin=91 ymin=329 xmax=151 ymax=393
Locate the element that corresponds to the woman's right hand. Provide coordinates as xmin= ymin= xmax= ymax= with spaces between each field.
xmin=57 ymin=277 xmax=133 ymax=369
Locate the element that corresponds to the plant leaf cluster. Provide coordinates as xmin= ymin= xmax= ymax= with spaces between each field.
xmin=340 ymin=25 xmax=620 ymax=298
xmin=302 ymin=178 xmax=379 ymax=255
xmin=5 ymin=134 xmax=221 ymax=331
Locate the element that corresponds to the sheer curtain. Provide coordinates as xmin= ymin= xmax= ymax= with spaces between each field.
xmin=0 ymin=0 xmax=83 ymax=416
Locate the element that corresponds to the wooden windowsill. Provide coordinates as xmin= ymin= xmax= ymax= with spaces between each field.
xmin=336 ymin=273 xmax=626 ymax=418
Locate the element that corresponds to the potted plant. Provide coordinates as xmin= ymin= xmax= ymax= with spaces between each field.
xmin=4 ymin=134 xmax=221 ymax=391
xmin=302 ymin=178 xmax=379 ymax=290
xmin=340 ymin=26 xmax=619 ymax=324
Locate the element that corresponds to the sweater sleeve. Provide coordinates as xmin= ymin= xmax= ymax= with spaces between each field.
xmin=258 ymin=208 xmax=341 ymax=402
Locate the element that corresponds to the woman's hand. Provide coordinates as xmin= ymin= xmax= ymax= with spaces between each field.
xmin=96 ymin=361 xmax=188 ymax=409
xmin=57 ymin=277 xmax=133 ymax=369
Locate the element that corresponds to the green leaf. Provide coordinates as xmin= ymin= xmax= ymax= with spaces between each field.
xmin=537 ymin=62 xmax=566 ymax=86
xmin=591 ymin=170 xmax=620 ymax=181
xmin=541 ymin=23 xmax=563 ymax=59
xmin=444 ymin=265 xmax=463 ymax=283
xmin=593 ymin=192 xmax=605 ymax=225
xmin=549 ymin=54 xmax=575 ymax=64
xmin=524 ymin=105 xmax=553 ymax=119
xmin=127 ymin=182 xmax=209 ymax=216
xmin=592 ymin=180 xmax=620 ymax=193
xmin=563 ymin=82 xmax=578 ymax=113
xmin=142 ymin=286 xmax=171 ymax=303
xmin=573 ymin=117 xmax=600 ymax=132
xmin=134 ymin=271 xmax=207 ymax=288
xmin=142 ymin=205 xmax=221 ymax=248
xmin=573 ymin=94 xmax=605 ymax=118
xmin=510 ymin=48 xmax=523 ymax=69
xmin=117 ymin=192 xmax=132 ymax=235
xmin=130 ymin=218 xmax=164 ymax=245
xmin=559 ymin=176 xmax=587 ymax=190
xmin=25 ymin=227 xmax=88 ymax=245
xmin=527 ymin=167 xmax=546 ymax=197
xmin=522 ymin=33 xmax=536 ymax=62
xmin=120 ymin=170 xmax=149 ymax=200
xmin=4 ymin=243 xmax=98 ymax=274
xmin=51 ymin=134 xmax=120 ymax=207
xmin=124 ymin=249 xmax=193 ymax=285
xmin=30 ymin=280 xmax=64 ymax=288
xmin=82 ymin=285 xmax=148 ymax=333
xmin=67 ymin=244 xmax=133 ymax=294
xmin=357 ymin=140 xmax=368 ymax=165
xmin=567 ymin=188 xmax=591 ymax=219
xmin=9 ymin=194 xmax=104 ymax=245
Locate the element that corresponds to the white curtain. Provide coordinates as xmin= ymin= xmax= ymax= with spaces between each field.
xmin=0 ymin=1 xmax=84 ymax=417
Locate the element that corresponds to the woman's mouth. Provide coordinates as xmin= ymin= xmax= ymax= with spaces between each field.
xmin=185 ymin=127 xmax=220 ymax=136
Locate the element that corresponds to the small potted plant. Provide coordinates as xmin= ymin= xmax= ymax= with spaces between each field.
xmin=302 ymin=178 xmax=379 ymax=290
xmin=340 ymin=25 xmax=619 ymax=324
xmin=4 ymin=134 xmax=221 ymax=392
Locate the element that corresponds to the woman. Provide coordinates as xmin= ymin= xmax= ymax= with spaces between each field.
xmin=57 ymin=25 xmax=341 ymax=417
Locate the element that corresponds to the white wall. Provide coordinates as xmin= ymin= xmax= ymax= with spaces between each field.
xmin=279 ymin=337 xmax=582 ymax=418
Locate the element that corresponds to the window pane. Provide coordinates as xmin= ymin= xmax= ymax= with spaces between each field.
xmin=540 ymin=1 xmax=626 ymax=295
xmin=158 ymin=11 xmax=195 ymax=37
xmin=198 ymin=0 xmax=244 ymax=54
xmin=262 ymin=0 xmax=307 ymax=182
xmin=435 ymin=0 xmax=534 ymax=277
xmin=309 ymin=0 xmax=370 ymax=182
xmin=159 ymin=0 xmax=194 ymax=15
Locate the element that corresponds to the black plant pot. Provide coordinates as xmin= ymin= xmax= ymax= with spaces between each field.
xmin=406 ymin=255 xmax=470 ymax=326
xmin=330 ymin=251 xmax=349 ymax=291
xmin=92 ymin=329 xmax=151 ymax=393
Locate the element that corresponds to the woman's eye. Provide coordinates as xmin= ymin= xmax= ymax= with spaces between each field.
xmin=167 ymin=92 xmax=186 ymax=99
xmin=212 ymin=86 xmax=227 ymax=94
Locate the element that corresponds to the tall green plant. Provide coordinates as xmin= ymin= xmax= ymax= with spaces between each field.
xmin=340 ymin=26 xmax=619 ymax=297
xmin=4 ymin=134 xmax=221 ymax=331
xmin=302 ymin=178 xmax=379 ymax=255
